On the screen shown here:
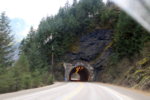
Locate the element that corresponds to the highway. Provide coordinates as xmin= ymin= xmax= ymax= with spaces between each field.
xmin=0 ymin=82 xmax=150 ymax=100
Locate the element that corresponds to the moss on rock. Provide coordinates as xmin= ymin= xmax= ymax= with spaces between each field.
xmin=136 ymin=57 xmax=150 ymax=67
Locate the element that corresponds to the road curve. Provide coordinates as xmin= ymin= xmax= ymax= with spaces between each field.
xmin=0 ymin=82 xmax=150 ymax=100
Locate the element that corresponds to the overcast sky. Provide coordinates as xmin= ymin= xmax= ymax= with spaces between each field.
xmin=0 ymin=0 xmax=74 ymax=42
xmin=0 ymin=0 xmax=106 ymax=42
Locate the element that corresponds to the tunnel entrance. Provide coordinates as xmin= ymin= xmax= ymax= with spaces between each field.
xmin=63 ymin=62 xmax=94 ymax=81
xmin=69 ymin=66 xmax=89 ymax=82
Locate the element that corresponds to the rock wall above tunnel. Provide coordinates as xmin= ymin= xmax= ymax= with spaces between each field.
xmin=65 ymin=29 xmax=113 ymax=62
xmin=64 ymin=29 xmax=113 ymax=81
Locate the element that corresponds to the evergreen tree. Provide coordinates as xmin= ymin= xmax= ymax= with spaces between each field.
xmin=0 ymin=12 xmax=14 ymax=67
xmin=21 ymin=27 xmax=48 ymax=71
xmin=73 ymin=0 xmax=77 ymax=6
xmin=113 ymin=12 xmax=149 ymax=58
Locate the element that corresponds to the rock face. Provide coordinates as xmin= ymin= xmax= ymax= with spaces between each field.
xmin=65 ymin=29 xmax=113 ymax=80
xmin=66 ymin=29 xmax=113 ymax=61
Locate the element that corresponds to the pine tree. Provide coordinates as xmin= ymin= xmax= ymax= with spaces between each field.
xmin=0 ymin=12 xmax=14 ymax=67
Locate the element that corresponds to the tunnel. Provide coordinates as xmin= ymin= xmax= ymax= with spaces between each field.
xmin=69 ymin=66 xmax=90 ymax=82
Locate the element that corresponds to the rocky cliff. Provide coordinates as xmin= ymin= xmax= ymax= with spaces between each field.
xmin=65 ymin=29 xmax=113 ymax=80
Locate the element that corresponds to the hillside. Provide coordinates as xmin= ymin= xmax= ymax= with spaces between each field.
xmin=62 ymin=28 xmax=150 ymax=91
xmin=0 ymin=0 xmax=150 ymax=93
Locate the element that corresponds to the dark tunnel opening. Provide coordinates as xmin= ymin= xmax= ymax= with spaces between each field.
xmin=69 ymin=66 xmax=89 ymax=82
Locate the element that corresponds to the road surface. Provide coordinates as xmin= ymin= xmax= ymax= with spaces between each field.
xmin=0 ymin=82 xmax=150 ymax=100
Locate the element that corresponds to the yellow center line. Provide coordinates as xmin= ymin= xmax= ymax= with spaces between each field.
xmin=63 ymin=83 xmax=84 ymax=100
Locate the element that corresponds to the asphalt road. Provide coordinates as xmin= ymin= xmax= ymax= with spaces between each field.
xmin=0 ymin=82 xmax=150 ymax=100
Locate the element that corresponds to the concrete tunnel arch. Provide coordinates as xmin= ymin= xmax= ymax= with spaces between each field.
xmin=63 ymin=61 xmax=94 ymax=81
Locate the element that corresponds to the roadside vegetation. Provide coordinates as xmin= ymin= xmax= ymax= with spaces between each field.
xmin=0 ymin=13 xmax=53 ymax=93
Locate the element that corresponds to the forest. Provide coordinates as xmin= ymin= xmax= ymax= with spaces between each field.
xmin=0 ymin=0 xmax=150 ymax=93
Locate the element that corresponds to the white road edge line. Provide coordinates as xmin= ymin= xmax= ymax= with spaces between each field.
xmin=97 ymin=84 xmax=134 ymax=100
